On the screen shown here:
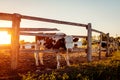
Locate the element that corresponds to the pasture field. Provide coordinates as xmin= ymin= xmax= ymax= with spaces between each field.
xmin=20 ymin=51 xmax=120 ymax=80
xmin=0 ymin=46 xmax=119 ymax=80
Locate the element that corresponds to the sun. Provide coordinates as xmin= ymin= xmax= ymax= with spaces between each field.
xmin=0 ymin=31 xmax=11 ymax=44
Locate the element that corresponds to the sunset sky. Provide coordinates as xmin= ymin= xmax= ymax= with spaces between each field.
xmin=0 ymin=0 xmax=120 ymax=42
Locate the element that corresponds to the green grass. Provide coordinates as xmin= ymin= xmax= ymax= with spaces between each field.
xmin=20 ymin=51 xmax=120 ymax=80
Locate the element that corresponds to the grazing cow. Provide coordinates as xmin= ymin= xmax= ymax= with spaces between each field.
xmin=34 ymin=33 xmax=81 ymax=69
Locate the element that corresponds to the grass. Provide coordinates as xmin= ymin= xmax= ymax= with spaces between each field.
xmin=20 ymin=51 xmax=120 ymax=80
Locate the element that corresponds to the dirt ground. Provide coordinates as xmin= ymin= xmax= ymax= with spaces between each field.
xmin=0 ymin=49 xmax=107 ymax=80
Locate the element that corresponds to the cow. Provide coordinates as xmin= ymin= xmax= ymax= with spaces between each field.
xmin=95 ymin=36 xmax=119 ymax=56
xmin=34 ymin=36 xmax=46 ymax=66
xmin=34 ymin=33 xmax=81 ymax=69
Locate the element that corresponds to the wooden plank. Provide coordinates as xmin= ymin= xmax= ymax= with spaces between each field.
xmin=20 ymin=28 xmax=59 ymax=31
xmin=72 ymin=35 xmax=87 ymax=38
xmin=20 ymin=32 xmax=55 ymax=37
xmin=0 ymin=27 xmax=58 ymax=31
xmin=92 ymin=29 xmax=104 ymax=34
xmin=20 ymin=32 xmax=64 ymax=38
xmin=20 ymin=48 xmax=86 ymax=53
xmin=0 ymin=12 xmax=88 ymax=27
xmin=21 ymin=15 xmax=87 ymax=27
xmin=0 ymin=27 xmax=12 ymax=31
xmin=11 ymin=13 xmax=21 ymax=70
xmin=20 ymin=32 xmax=87 ymax=39
xmin=20 ymin=49 xmax=59 ymax=53
xmin=0 ymin=13 xmax=13 ymax=21
xmin=86 ymin=23 xmax=92 ymax=62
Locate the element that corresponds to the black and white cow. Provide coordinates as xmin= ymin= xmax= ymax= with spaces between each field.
xmin=34 ymin=33 xmax=80 ymax=69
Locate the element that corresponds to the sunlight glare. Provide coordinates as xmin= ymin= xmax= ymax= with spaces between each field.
xmin=0 ymin=31 xmax=11 ymax=44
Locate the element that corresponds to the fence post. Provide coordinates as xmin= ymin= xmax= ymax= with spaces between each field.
xmin=11 ymin=13 xmax=21 ymax=70
xmin=106 ymin=33 xmax=110 ymax=57
xmin=98 ymin=33 xmax=102 ymax=59
xmin=87 ymin=23 xmax=92 ymax=62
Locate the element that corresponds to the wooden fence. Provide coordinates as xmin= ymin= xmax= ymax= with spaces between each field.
xmin=92 ymin=29 xmax=110 ymax=59
xmin=0 ymin=12 xmax=109 ymax=70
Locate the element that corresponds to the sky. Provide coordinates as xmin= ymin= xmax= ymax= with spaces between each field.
xmin=0 ymin=0 xmax=120 ymax=42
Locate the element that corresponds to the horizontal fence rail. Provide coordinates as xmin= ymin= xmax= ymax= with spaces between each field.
xmin=0 ymin=27 xmax=12 ymax=31
xmin=0 ymin=13 xmax=13 ymax=21
xmin=20 ymin=48 xmax=86 ymax=53
xmin=20 ymin=32 xmax=87 ymax=38
xmin=0 ymin=13 xmax=87 ymax=27
xmin=0 ymin=27 xmax=59 ymax=31
xmin=20 ymin=28 xmax=59 ymax=31
xmin=20 ymin=32 xmax=56 ymax=37
xmin=21 ymin=15 xmax=87 ymax=27
xmin=72 ymin=35 xmax=87 ymax=38
xmin=92 ymin=29 xmax=104 ymax=34
xmin=0 ymin=48 xmax=86 ymax=54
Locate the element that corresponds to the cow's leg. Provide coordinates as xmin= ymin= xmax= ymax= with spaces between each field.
xmin=62 ymin=50 xmax=70 ymax=66
xmin=34 ymin=52 xmax=39 ymax=66
xmin=66 ymin=49 xmax=70 ymax=66
xmin=39 ymin=52 xmax=44 ymax=65
xmin=56 ymin=52 xmax=61 ymax=69
xmin=39 ymin=46 xmax=45 ymax=65
xmin=34 ymin=44 xmax=40 ymax=66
